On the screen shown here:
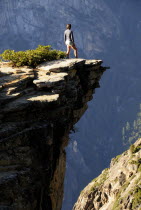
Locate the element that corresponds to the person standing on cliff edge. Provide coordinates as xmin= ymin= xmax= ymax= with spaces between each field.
xmin=64 ymin=24 xmax=78 ymax=58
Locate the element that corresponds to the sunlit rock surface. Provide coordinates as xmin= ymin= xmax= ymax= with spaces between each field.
xmin=73 ymin=138 xmax=141 ymax=210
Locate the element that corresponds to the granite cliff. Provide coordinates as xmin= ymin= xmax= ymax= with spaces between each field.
xmin=73 ymin=138 xmax=141 ymax=210
xmin=0 ymin=59 xmax=106 ymax=210
xmin=1 ymin=2 xmax=141 ymax=209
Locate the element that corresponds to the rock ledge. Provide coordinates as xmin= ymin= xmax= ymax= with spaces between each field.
xmin=0 ymin=58 xmax=106 ymax=210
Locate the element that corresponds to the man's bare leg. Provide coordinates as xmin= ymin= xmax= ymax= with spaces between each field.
xmin=66 ymin=45 xmax=71 ymax=58
xmin=71 ymin=45 xmax=78 ymax=58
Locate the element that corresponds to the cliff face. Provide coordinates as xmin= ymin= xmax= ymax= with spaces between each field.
xmin=0 ymin=59 xmax=106 ymax=210
xmin=73 ymin=138 xmax=141 ymax=210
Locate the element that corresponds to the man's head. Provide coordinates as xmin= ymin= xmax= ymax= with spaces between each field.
xmin=66 ymin=24 xmax=71 ymax=29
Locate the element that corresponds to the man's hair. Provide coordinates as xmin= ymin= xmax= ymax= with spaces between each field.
xmin=66 ymin=24 xmax=71 ymax=29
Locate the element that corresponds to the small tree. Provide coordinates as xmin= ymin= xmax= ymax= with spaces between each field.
xmin=0 ymin=45 xmax=66 ymax=68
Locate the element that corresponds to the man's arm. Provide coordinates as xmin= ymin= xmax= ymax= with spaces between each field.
xmin=71 ymin=31 xmax=74 ymax=42
xmin=64 ymin=31 xmax=66 ymax=42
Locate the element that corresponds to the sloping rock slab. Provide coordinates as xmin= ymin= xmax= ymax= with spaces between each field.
xmin=36 ymin=59 xmax=86 ymax=73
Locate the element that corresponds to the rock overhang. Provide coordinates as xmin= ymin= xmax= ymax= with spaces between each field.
xmin=0 ymin=58 xmax=107 ymax=210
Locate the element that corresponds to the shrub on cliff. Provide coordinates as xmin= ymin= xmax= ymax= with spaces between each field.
xmin=0 ymin=45 xmax=66 ymax=67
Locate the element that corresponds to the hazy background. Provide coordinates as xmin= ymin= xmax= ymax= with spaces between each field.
xmin=0 ymin=1 xmax=141 ymax=209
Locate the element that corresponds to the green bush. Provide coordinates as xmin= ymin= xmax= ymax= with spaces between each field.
xmin=132 ymin=187 xmax=141 ymax=209
xmin=130 ymin=144 xmax=135 ymax=153
xmin=130 ymin=144 xmax=141 ymax=154
xmin=0 ymin=45 xmax=66 ymax=67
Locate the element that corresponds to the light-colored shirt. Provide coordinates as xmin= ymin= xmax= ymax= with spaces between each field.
xmin=64 ymin=29 xmax=74 ymax=43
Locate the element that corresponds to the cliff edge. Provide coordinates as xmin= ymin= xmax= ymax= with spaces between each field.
xmin=0 ymin=59 xmax=106 ymax=210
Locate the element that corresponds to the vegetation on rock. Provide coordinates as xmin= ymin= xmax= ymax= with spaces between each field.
xmin=74 ymin=138 xmax=141 ymax=210
xmin=132 ymin=186 xmax=141 ymax=209
xmin=112 ymin=154 xmax=122 ymax=165
xmin=90 ymin=168 xmax=109 ymax=191
xmin=130 ymin=144 xmax=141 ymax=155
xmin=0 ymin=45 xmax=66 ymax=67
